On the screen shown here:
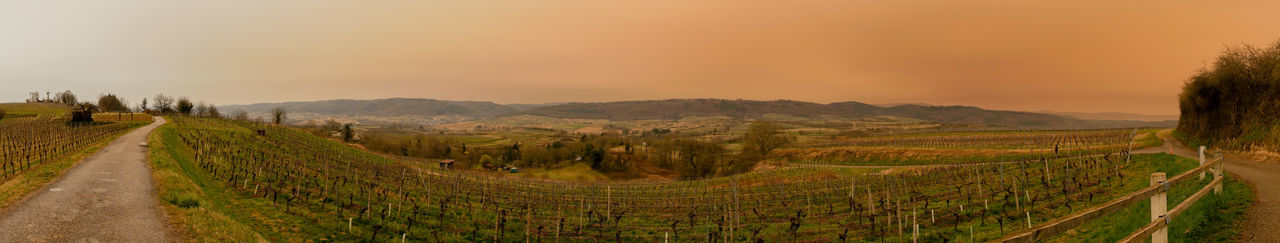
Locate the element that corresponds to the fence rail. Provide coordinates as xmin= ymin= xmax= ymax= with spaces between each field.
xmin=996 ymin=146 xmax=1225 ymax=243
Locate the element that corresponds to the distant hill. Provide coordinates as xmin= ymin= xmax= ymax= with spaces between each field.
xmin=520 ymin=99 xmax=1173 ymax=129
xmin=221 ymin=98 xmax=517 ymax=118
xmin=222 ymin=98 xmax=1174 ymax=129
xmin=519 ymin=99 xmax=838 ymax=120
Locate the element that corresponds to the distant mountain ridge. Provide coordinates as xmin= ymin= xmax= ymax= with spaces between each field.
xmin=222 ymin=98 xmax=517 ymax=117
xmin=517 ymin=99 xmax=1140 ymax=128
xmin=223 ymin=98 xmax=1174 ymax=128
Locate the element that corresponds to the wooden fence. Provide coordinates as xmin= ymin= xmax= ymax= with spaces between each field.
xmin=996 ymin=146 xmax=1225 ymax=243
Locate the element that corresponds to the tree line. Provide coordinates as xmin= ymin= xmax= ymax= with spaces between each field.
xmin=340 ymin=120 xmax=793 ymax=179
xmin=1178 ymin=40 xmax=1280 ymax=149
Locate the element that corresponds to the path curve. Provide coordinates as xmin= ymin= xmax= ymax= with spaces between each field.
xmin=1135 ymin=130 xmax=1280 ymax=242
xmin=0 ymin=116 xmax=169 ymax=242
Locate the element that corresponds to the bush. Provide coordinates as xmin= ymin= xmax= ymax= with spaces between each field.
xmin=1178 ymin=40 xmax=1280 ymax=149
xmin=166 ymin=192 xmax=202 ymax=209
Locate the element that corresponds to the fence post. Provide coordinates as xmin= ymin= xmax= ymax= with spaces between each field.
xmin=1214 ymin=157 xmax=1224 ymax=194
xmin=1151 ymin=173 xmax=1168 ymax=243
xmin=1199 ymin=146 xmax=1206 ymax=180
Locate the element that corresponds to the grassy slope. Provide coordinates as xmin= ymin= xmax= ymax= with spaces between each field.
xmin=151 ymin=118 xmax=380 ymax=241
xmin=149 ymin=120 xmax=269 ymax=242
xmin=1051 ymin=156 xmax=1254 ymax=242
xmin=0 ymin=103 xmax=70 ymax=115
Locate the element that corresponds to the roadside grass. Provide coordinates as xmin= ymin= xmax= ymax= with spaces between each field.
xmin=1049 ymin=155 xmax=1254 ymax=242
xmin=1172 ymin=130 xmax=1209 ymax=150
xmin=1135 ymin=129 xmax=1164 ymax=148
xmin=152 ymin=118 xmax=370 ymax=242
xmin=149 ymin=120 xmax=269 ymax=242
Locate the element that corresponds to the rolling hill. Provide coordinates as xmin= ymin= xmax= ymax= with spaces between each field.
xmin=221 ymin=98 xmax=517 ymax=118
xmin=222 ymin=98 xmax=1174 ymax=129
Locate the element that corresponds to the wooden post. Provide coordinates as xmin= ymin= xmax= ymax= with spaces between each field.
xmin=1151 ymin=173 xmax=1168 ymax=243
xmin=1025 ymin=212 xmax=1031 ymax=228
xmin=1214 ymin=158 xmax=1224 ymax=194
xmin=913 ymin=223 xmax=919 ymax=243
xmin=1199 ymin=146 xmax=1206 ymax=180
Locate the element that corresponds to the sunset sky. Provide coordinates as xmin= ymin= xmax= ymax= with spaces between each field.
xmin=3 ymin=1 xmax=1279 ymax=115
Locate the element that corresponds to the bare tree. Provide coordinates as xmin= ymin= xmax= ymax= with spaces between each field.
xmin=55 ymin=90 xmax=78 ymax=105
xmin=194 ymin=102 xmax=209 ymax=117
xmin=207 ymin=105 xmax=221 ymax=118
xmin=741 ymin=120 xmax=793 ymax=157
xmin=271 ymin=107 xmax=287 ymax=125
xmin=27 ymin=92 xmax=40 ymax=103
xmin=153 ymin=94 xmax=175 ymax=114
xmin=232 ymin=111 xmax=249 ymax=121
xmin=138 ymin=98 xmax=149 ymax=113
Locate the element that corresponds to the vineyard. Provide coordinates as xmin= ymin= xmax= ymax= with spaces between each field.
xmin=154 ymin=116 xmax=1200 ymax=242
xmin=777 ymin=129 xmax=1148 ymax=166
xmin=0 ymin=113 xmax=147 ymax=182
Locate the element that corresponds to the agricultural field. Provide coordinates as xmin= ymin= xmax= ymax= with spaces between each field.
xmin=777 ymin=129 xmax=1162 ymax=166
xmin=150 ymin=115 xmax=1214 ymax=241
xmin=0 ymin=103 xmax=152 ymax=208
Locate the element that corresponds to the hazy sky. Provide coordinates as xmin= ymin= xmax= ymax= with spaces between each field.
xmin=3 ymin=1 xmax=1278 ymax=114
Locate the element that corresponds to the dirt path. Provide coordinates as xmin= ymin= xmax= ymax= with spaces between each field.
xmin=0 ymin=117 xmax=169 ymax=242
xmin=1136 ymin=131 xmax=1280 ymax=242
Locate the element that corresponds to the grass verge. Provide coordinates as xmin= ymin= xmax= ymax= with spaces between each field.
xmin=149 ymin=119 xmax=270 ymax=242
xmin=151 ymin=118 xmax=359 ymax=242
xmin=1051 ymin=163 xmax=1254 ymax=242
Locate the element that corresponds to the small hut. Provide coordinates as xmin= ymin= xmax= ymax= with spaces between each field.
xmin=439 ymin=159 xmax=455 ymax=169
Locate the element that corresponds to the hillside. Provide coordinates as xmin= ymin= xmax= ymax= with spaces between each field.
xmin=521 ymin=99 xmax=1171 ymax=128
xmin=220 ymin=98 xmax=1173 ymax=129
xmin=519 ymin=99 xmax=840 ymax=120
xmin=221 ymin=98 xmax=516 ymax=118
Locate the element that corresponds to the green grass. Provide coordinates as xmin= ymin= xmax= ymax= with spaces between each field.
xmin=514 ymin=162 xmax=610 ymax=181
xmin=0 ymin=103 xmax=70 ymax=115
xmin=1135 ymin=129 xmax=1164 ymax=148
xmin=148 ymin=119 xmax=273 ymax=242
xmin=1172 ymin=130 xmax=1209 ymax=150
xmin=1050 ymin=157 xmax=1254 ymax=242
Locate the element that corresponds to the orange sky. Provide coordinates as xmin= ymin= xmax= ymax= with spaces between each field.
xmin=3 ymin=1 xmax=1279 ymax=114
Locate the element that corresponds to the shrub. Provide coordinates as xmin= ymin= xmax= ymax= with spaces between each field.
xmin=165 ymin=192 xmax=202 ymax=209
xmin=1178 ymin=40 xmax=1280 ymax=149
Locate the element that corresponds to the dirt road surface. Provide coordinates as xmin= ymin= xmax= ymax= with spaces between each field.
xmin=1136 ymin=132 xmax=1280 ymax=242
xmin=0 ymin=117 xmax=169 ymax=242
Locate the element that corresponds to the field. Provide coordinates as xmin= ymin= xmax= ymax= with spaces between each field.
xmin=145 ymin=115 xmax=1238 ymax=242
xmin=777 ymin=129 xmax=1160 ymax=166
xmin=0 ymin=103 xmax=151 ymax=209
